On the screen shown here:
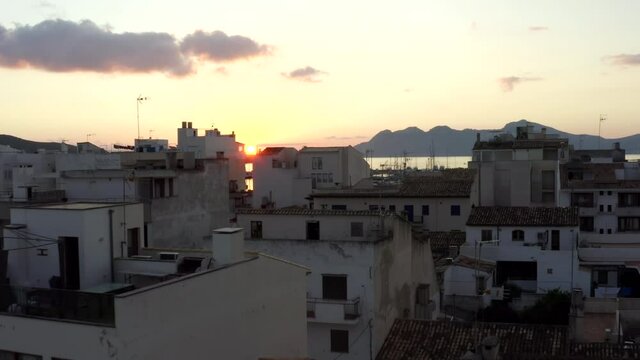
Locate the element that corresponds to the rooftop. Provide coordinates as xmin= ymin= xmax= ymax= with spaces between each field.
xmin=415 ymin=231 xmax=466 ymax=253
xmin=376 ymin=319 xmax=640 ymax=359
xmin=257 ymin=147 xmax=287 ymax=156
xmin=561 ymin=162 xmax=640 ymax=189
xmin=17 ymin=202 xmax=138 ymax=211
xmin=473 ymin=139 xmax=568 ymax=151
xmin=466 ymin=207 xmax=579 ymax=227
xmin=376 ymin=319 xmax=567 ymax=360
xmin=236 ymin=208 xmax=390 ymax=217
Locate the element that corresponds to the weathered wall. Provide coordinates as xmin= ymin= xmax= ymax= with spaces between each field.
xmin=147 ymin=160 xmax=230 ymax=248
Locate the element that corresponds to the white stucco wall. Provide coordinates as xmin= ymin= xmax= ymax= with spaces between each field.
xmin=4 ymin=203 xmax=144 ymax=289
xmin=0 ymin=255 xmax=308 ymax=360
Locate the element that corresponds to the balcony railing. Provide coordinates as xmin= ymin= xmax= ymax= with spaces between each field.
xmin=0 ymin=285 xmax=115 ymax=326
xmin=306 ymin=297 xmax=360 ymax=323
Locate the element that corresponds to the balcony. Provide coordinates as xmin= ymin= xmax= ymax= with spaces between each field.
xmin=306 ymin=297 xmax=361 ymax=325
xmin=0 ymin=285 xmax=115 ymax=326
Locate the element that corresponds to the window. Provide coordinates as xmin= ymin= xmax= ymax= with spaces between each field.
xmin=608 ymin=205 xmax=612 ymax=212
xmin=551 ymin=230 xmax=560 ymax=251
xmin=312 ymin=157 xmax=323 ymax=170
xmin=619 ymin=193 xmax=640 ymax=207
xmin=600 ymin=229 xmax=604 ymax=234
xmin=323 ymin=275 xmax=347 ymax=300
xmin=422 ymin=205 xmax=430 ymax=216
xmin=168 ymin=178 xmax=174 ymax=196
xmin=404 ymin=205 xmax=414 ymax=222
xmin=127 ymin=228 xmax=140 ymax=257
xmin=580 ymin=217 xmax=594 ymax=232
xmin=547 ymin=268 xmax=553 ymax=274
xmin=608 ymin=191 xmax=612 ymax=196
xmin=389 ymin=205 xmax=396 ymax=212
xmin=331 ymin=204 xmax=347 ymax=210
xmin=330 ymin=329 xmax=349 ymax=353
xmin=369 ymin=204 xmax=379 ymax=211
xmin=607 ymin=229 xmax=612 ymax=234
xmin=512 ymin=230 xmax=524 ymax=241
xmin=475 ymin=275 xmax=487 ymax=295
xmin=599 ymin=205 xmax=604 ymax=212
xmin=571 ymin=193 xmax=594 ymax=207
xmin=541 ymin=170 xmax=555 ymax=191
xmin=306 ymin=221 xmax=320 ymax=240
xmin=481 ymin=230 xmax=493 ymax=242
xmin=600 ymin=191 xmax=604 ymax=195
xmin=351 ymin=222 xmax=364 ymax=237
xmin=251 ymin=221 xmax=263 ymax=238
xmin=153 ymin=178 xmax=165 ymax=198
xmin=619 ymin=217 xmax=640 ymax=232
xmin=450 ymin=205 xmax=461 ymax=216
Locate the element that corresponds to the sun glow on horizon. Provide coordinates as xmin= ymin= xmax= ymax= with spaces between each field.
xmin=245 ymin=145 xmax=257 ymax=156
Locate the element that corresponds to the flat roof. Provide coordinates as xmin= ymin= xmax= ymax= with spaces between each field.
xmin=19 ymin=202 xmax=139 ymax=211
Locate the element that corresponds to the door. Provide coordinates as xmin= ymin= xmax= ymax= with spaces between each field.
xmin=404 ymin=205 xmax=414 ymax=222
xmin=551 ymin=230 xmax=560 ymax=250
xmin=58 ymin=237 xmax=80 ymax=290
xmin=127 ymin=228 xmax=140 ymax=257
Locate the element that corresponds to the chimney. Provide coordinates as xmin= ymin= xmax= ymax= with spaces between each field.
xmin=187 ymin=122 xmax=192 ymax=129
xmin=212 ymin=227 xmax=245 ymax=265
xmin=181 ymin=121 xmax=187 ymax=129
xmin=480 ymin=336 xmax=500 ymax=360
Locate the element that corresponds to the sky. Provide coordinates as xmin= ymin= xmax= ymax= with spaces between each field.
xmin=1 ymin=0 xmax=640 ymax=150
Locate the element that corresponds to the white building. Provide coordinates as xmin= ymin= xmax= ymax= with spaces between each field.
xmin=177 ymin=121 xmax=249 ymax=196
xmin=237 ymin=208 xmax=439 ymax=360
xmin=3 ymin=202 xmax=144 ymax=290
xmin=312 ymin=169 xmax=473 ymax=232
xmin=560 ymin=152 xmax=640 ymax=298
xmin=460 ymin=206 xmax=590 ymax=297
xmin=1 ymin=224 xmax=309 ymax=359
xmin=468 ymin=126 xmax=570 ymax=207
xmin=251 ymin=146 xmax=371 ymax=208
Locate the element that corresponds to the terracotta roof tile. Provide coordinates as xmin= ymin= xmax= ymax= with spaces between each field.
xmin=376 ymin=319 xmax=568 ymax=360
xmin=466 ymin=207 xmax=579 ymax=227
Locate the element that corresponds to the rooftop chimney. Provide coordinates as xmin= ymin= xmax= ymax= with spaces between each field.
xmin=614 ymin=142 xmax=620 ymax=150
xmin=181 ymin=121 xmax=187 ymax=128
xmin=187 ymin=122 xmax=192 ymax=129
xmin=212 ymin=227 xmax=245 ymax=265
xmin=480 ymin=336 xmax=500 ymax=360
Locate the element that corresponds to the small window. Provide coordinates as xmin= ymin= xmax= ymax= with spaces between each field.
xmin=608 ymin=191 xmax=612 ymax=196
xmin=481 ymin=229 xmax=493 ymax=242
xmin=600 ymin=191 xmax=604 ymax=195
xmin=607 ymin=205 xmax=612 ymax=212
xmin=312 ymin=157 xmax=323 ymax=170
xmin=389 ymin=205 xmax=396 ymax=212
xmin=422 ymin=205 xmax=430 ymax=216
xmin=369 ymin=204 xmax=379 ymax=211
xmin=599 ymin=229 xmax=604 ymax=234
xmin=306 ymin=221 xmax=320 ymax=240
xmin=451 ymin=205 xmax=461 ymax=216
xmin=551 ymin=230 xmax=560 ymax=251
xmin=580 ymin=217 xmax=594 ymax=232
xmin=547 ymin=268 xmax=553 ymax=274
xmin=330 ymin=329 xmax=349 ymax=353
xmin=512 ymin=230 xmax=524 ymax=241
xmin=599 ymin=205 xmax=604 ymax=212
xmin=323 ymin=275 xmax=347 ymax=300
xmin=607 ymin=229 xmax=612 ymax=234
xmin=251 ymin=221 xmax=263 ymax=239
xmin=351 ymin=222 xmax=364 ymax=237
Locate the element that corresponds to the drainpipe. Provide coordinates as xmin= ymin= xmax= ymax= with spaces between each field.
xmin=108 ymin=209 xmax=115 ymax=282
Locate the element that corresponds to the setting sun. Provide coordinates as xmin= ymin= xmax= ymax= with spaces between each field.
xmin=245 ymin=145 xmax=257 ymax=156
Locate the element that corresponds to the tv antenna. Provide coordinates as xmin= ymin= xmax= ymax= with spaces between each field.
xmin=137 ymin=95 xmax=148 ymax=140
xmin=86 ymin=133 xmax=96 ymax=143
xmin=598 ymin=114 xmax=607 ymax=149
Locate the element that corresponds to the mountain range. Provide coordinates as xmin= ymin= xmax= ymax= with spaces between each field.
xmin=0 ymin=134 xmax=77 ymax=153
xmin=354 ymin=120 xmax=640 ymax=157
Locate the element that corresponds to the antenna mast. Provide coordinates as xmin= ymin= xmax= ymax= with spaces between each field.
xmin=598 ymin=114 xmax=606 ymax=149
xmin=137 ymin=95 xmax=148 ymax=140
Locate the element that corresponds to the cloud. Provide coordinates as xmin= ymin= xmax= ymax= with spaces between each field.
xmin=498 ymin=76 xmax=541 ymax=92
xmin=37 ymin=1 xmax=56 ymax=9
xmin=0 ymin=19 xmax=269 ymax=76
xmin=282 ymin=66 xmax=326 ymax=82
xmin=529 ymin=26 xmax=548 ymax=31
xmin=605 ymin=54 xmax=640 ymax=67
xmin=180 ymin=30 xmax=269 ymax=62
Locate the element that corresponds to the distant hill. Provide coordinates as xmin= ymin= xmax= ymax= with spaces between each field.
xmin=355 ymin=120 xmax=640 ymax=157
xmin=0 ymin=134 xmax=77 ymax=153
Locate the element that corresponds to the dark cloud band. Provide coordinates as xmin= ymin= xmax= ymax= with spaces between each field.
xmin=0 ymin=19 xmax=269 ymax=76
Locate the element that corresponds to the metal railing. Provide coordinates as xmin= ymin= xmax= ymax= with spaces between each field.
xmin=306 ymin=297 xmax=361 ymax=320
xmin=0 ymin=285 xmax=115 ymax=326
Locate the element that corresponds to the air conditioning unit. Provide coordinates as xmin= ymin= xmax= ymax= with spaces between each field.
xmin=489 ymin=287 xmax=504 ymax=300
xmin=158 ymin=252 xmax=180 ymax=261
